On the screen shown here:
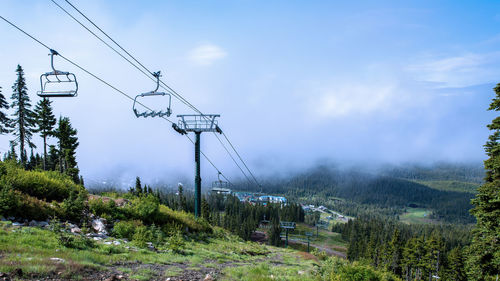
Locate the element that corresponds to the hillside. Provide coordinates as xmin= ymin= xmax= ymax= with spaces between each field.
xmin=234 ymin=163 xmax=479 ymax=223
xmin=0 ymin=161 xmax=402 ymax=280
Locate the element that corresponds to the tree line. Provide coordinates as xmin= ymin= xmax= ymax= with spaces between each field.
xmin=123 ymin=179 xmax=305 ymax=243
xmin=334 ymin=216 xmax=472 ymax=280
xmin=334 ymin=84 xmax=500 ymax=281
xmin=0 ymin=65 xmax=81 ymax=183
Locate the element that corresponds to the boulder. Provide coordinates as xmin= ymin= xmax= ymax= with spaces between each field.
xmin=71 ymin=227 xmax=81 ymax=234
xmin=91 ymin=218 xmax=108 ymax=235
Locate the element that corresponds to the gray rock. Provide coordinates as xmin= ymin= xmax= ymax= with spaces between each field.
xmin=12 ymin=222 xmax=24 ymax=226
xmin=91 ymin=218 xmax=108 ymax=235
xmin=70 ymin=227 xmax=81 ymax=234
xmin=50 ymin=257 xmax=65 ymax=263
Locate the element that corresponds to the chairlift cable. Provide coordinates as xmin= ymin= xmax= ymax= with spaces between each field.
xmin=49 ymin=2 xmax=261 ymax=188
xmin=49 ymin=0 xmax=155 ymax=85
xmin=0 ymin=14 xmax=239 ymax=188
xmin=60 ymin=0 xmax=198 ymax=112
xmin=212 ymin=133 xmax=253 ymax=185
xmin=221 ymin=131 xmax=261 ymax=187
xmin=0 ymin=15 xmax=51 ymax=50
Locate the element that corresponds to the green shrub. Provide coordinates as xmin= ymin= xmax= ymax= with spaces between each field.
xmin=150 ymin=223 xmax=164 ymax=245
xmin=0 ymin=183 xmax=20 ymax=216
xmin=155 ymin=205 xmax=212 ymax=234
xmin=166 ymin=230 xmax=185 ymax=254
xmin=128 ymin=194 xmax=159 ymax=223
xmin=0 ymin=183 xmax=57 ymax=220
xmin=320 ymin=257 xmax=401 ymax=281
xmin=132 ymin=225 xmax=153 ymax=247
xmin=113 ymin=220 xmax=143 ymax=240
xmin=61 ymin=189 xmax=87 ymax=222
xmin=50 ymin=219 xmax=95 ymax=250
xmin=88 ymin=198 xmax=120 ymax=219
xmin=0 ymin=161 xmax=83 ymax=202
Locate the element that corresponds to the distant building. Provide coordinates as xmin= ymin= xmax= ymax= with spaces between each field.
xmin=259 ymin=195 xmax=287 ymax=204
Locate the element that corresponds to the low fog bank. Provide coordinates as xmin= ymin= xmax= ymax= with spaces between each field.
xmin=84 ymin=159 xmax=484 ymax=193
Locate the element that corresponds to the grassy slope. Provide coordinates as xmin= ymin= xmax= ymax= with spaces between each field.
xmin=400 ymin=207 xmax=435 ymax=224
xmin=0 ymin=222 xmax=318 ymax=280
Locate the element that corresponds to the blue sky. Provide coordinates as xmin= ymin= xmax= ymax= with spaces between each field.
xmin=0 ymin=1 xmax=499 ymax=187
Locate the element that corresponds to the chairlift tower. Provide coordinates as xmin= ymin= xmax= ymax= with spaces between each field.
xmin=305 ymin=232 xmax=313 ymax=252
xmin=280 ymin=221 xmax=296 ymax=248
xmin=174 ymin=114 xmax=222 ymax=218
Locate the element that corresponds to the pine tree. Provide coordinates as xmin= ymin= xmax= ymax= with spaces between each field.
xmin=201 ymin=197 xmax=210 ymax=221
xmin=34 ymin=98 xmax=56 ymax=170
xmin=135 ymin=176 xmax=143 ymax=195
xmin=466 ymin=83 xmax=500 ymax=281
xmin=54 ymin=116 xmax=79 ymax=182
xmin=387 ymin=228 xmax=403 ymax=275
xmin=178 ymin=183 xmax=186 ymax=211
xmin=6 ymin=140 xmax=17 ymax=161
xmin=446 ymin=247 xmax=466 ymax=281
xmin=268 ymin=219 xmax=282 ymax=247
xmin=47 ymin=145 xmax=58 ymax=170
xmin=10 ymin=65 xmax=37 ymax=165
xmin=0 ymin=86 xmax=11 ymax=134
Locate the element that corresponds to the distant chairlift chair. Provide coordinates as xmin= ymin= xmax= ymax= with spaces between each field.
xmin=212 ymin=171 xmax=229 ymax=189
xmin=38 ymin=49 xmax=78 ymax=98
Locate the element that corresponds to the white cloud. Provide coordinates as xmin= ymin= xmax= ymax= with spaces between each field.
xmin=188 ymin=44 xmax=227 ymax=66
xmin=304 ymin=71 xmax=425 ymax=120
xmin=407 ymin=52 xmax=500 ymax=88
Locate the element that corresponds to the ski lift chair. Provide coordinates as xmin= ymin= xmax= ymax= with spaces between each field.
xmin=212 ymin=172 xmax=229 ymax=189
xmin=133 ymin=71 xmax=172 ymax=118
xmin=37 ymin=49 xmax=78 ymax=97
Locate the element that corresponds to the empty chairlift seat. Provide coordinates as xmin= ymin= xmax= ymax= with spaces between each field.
xmin=38 ymin=49 xmax=78 ymax=98
xmin=133 ymin=71 xmax=172 ymax=118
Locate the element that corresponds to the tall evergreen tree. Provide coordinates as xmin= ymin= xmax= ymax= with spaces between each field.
xmin=34 ymin=98 xmax=56 ymax=170
xmin=6 ymin=140 xmax=17 ymax=161
xmin=467 ymin=84 xmax=500 ymax=280
xmin=47 ymin=144 xmax=58 ymax=170
xmin=268 ymin=219 xmax=282 ymax=247
xmin=0 ymin=86 xmax=11 ymax=134
xmin=178 ymin=183 xmax=186 ymax=212
xmin=446 ymin=247 xmax=466 ymax=281
xmin=54 ymin=116 xmax=79 ymax=182
xmin=135 ymin=176 xmax=143 ymax=194
xmin=10 ymin=65 xmax=37 ymax=165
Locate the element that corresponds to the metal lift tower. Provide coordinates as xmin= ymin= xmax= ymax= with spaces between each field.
xmin=173 ymin=114 xmax=222 ymax=218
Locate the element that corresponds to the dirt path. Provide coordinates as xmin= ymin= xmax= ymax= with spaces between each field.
xmin=288 ymin=239 xmax=347 ymax=259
